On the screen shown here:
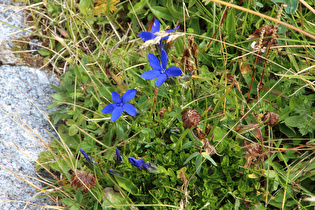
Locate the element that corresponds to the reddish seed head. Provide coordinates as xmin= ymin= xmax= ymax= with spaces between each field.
xmin=181 ymin=109 xmax=201 ymax=129
xmin=261 ymin=112 xmax=280 ymax=127
xmin=71 ymin=171 xmax=97 ymax=193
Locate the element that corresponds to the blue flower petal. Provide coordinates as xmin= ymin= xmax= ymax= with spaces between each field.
xmin=139 ymin=32 xmax=156 ymax=41
xmin=101 ymin=104 xmax=115 ymax=114
xmin=158 ymin=41 xmax=164 ymax=50
xmin=112 ymin=92 xmax=121 ymax=104
xmin=141 ymin=70 xmax=161 ymax=80
xmin=128 ymin=157 xmax=149 ymax=170
xmin=161 ymin=50 xmax=167 ymax=70
xmin=151 ymin=19 xmax=161 ymax=34
xmin=148 ymin=53 xmax=162 ymax=71
xmin=123 ymin=103 xmax=137 ymax=116
xmin=128 ymin=157 xmax=135 ymax=165
xmin=122 ymin=89 xmax=137 ymax=103
xmin=128 ymin=157 xmax=144 ymax=167
xmin=165 ymin=24 xmax=180 ymax=33
xmin=166 ymin=66 xmax=183 ymax=77
xmin=111 ymin=107 xmax=123 ymax=122
xmin=115 ymin=148 xmax=123 ymax=162
xmin=156 ymin=74 xmax=167 ymax=87
xmin=80 ymin=149 xmax=91 ymax=162
xmin=109 ymin=169 xmax=116 ymax=174
xmin=143 ymin=163 xmax=149 ymax=168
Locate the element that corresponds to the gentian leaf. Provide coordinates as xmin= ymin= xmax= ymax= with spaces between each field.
xmin=148 ymin=53 xmax=162 ymax=71
xmin=166 ymin=66 xmax=183 ymax=77
xmin=114 ymin=176 xmax=139 ymax=194
xmin=122 ymin=89 xmax=136 ymax=103
xmin=111 ymin=107 xmax=123 ymax=122
xmin=156 ymin=74 xmax=167 ymax=87
xmin=141 ymin=70 xmax=161 ymax=79
xmin=112 ymin=92 xmax=121 ymax=104
xmin=123 ymin=103 xmax=137 ymax=116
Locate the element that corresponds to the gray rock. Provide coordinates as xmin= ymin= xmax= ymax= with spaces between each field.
xmin=0 ymin=40 xmax=22 ymax=65
xmin=29 ymin=39 xmax=43 ymax=52
xmin=0 ymin=66 xmax=59 ymax=210
xmin=0 ymin=0 xmax=62 ymax=209
xmin=0 ymin=0 xmax=33 ymax=65
xmin=0 ymin=1 xmax=31 ymax=39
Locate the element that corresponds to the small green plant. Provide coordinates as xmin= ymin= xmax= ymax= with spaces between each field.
xmin=30 ymin=0 xmax=315 ymax=209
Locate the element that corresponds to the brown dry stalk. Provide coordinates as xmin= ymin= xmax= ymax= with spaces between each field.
xmin=258 ymin=5 xmax=283 ymax=96
xmin=210 ymin=0 xmax=315 ymax=40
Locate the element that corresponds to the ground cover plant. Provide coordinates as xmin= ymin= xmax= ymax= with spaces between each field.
xmin=26 ymin=0 xmax=315 ymax=209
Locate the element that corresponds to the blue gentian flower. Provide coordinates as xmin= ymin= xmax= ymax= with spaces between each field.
xmin=109 ymin=169 xmax=121 ymax=176
xmin=101 ymin=89 xmax=137 ymax=122
xmin=80 ymin=148 xmax=91 ymax=162
xmin=116 ymin=148 xmax=122 ymax=162
xmin=139 ymin=19 xmax=180 ymax=42
xmin=115 ymin=148 xmax=123 ymax=164
xmin=128 ymin=157 xmax=149 ymax=170
xmin=109 ymin=169 xmax=115 ymax=175
xmin=141 ymin=50 xmax=183 ymax=87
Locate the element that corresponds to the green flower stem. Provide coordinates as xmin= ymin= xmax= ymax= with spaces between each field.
xmin=175 ymin=128 xmax=190 ymax=153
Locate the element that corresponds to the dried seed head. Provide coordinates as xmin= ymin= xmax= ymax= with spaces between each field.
xmin=154 ymin=31 xmax=170 ymax=38
xmin=236 ymin=123 xmax=263 ymax=142
xmin=247 ymin=24 xmax=278 ymax=54
xmin=204 ymin=140 xmax=217 ymax=155
xmin=159 ymin=107 xmax=166 ymax=118
xmin=180 ymin=36 xmax=198 ymax=73
xmin=244 ymin=143 xmax=263 ymax=156
xmin=188 ymin=36 xmax=199 ymax=58
xmin=204 ymin=124 xmax=212 ymax=136
xmin=179 ymin=170 xmax=187 ymax=183
xmin=140 ymin=36 xmax=162 ymax=49
xmin=243 ymin=141 xmax=264 ymax=168
xmin=71 ymin=171 xmax=97 ymax=193
xmin=261 ymin=112 xmax=280 ymax=127
xmin=181 ymin=109 xmax=201 ymax=128
xmin=247 ymin=24 xmax=274 ymax=40
xmin=196 ymin=127 xmax=206 ymax=140
xmin=166 ymin=32 xmax=185 ymax=43
xmin=181 ymin=48 xmax=194 ymax=73
xmin=195 ymin=125 xmax=213 ymax=141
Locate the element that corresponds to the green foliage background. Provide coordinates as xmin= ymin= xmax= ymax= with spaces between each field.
xmin=32 ymin=0 xmax=315 ymax=209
